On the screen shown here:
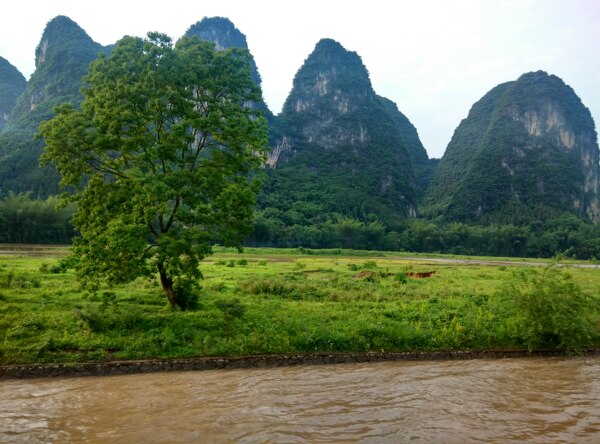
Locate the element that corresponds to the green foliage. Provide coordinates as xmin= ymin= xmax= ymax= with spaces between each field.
xmin=0 ymin=192 xmax=76 ymax=243
xmin=248 ymin=210 xmax=600 ymax=259
xmin=214 ymin=298 xmax=246 ymax=321
xmin=498 ymin=266 xmax=597 ymax=350
xmin=173 ymin=278 xmax=200 ymax=311
xmin=39 ymin=32 xmax=268 ymax=309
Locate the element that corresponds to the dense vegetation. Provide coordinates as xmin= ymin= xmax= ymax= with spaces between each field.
xmin=1 ymin=193 xmax=599 ymax=259
xmin=1 ymin=248 xmax=598 ymax=365
xmin=247 ymin=211 xmax=600 ymax=259
xmin=0 ymin=193 xmax=75 ymax=244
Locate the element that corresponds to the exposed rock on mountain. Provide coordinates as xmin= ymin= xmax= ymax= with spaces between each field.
xmin=0 ymin=16 xmax=110 ymax=196
xmin=265 ymin=38 xmax=430 ymax=222
xmin=425 ymin=71 xmax=600 ymax=223
xmin=7 ymin=15 xmax=109 ymax=132
xmin=0 ymin=56 xmax=26 ymax=133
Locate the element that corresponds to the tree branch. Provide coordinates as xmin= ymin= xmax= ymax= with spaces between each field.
xmin=164 ymin=196 xmax=180 ymax=232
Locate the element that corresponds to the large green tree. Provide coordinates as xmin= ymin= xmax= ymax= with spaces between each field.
xmin=39 ymin=33 xmax=268 ymax=309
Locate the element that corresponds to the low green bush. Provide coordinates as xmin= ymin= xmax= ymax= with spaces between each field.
xmin=498 ymin=265 xmax=598 ymax=350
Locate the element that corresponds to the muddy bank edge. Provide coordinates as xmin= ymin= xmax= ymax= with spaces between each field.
xmin=3 ymin=349 xmax=600 ymax=380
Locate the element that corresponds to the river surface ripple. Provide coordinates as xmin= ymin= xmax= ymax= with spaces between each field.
xmin=2 ymin=357 xmax=600 ymax=443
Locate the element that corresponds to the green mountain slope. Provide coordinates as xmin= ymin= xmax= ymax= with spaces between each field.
xmin=0 ymin=56 xmax=26 ymax=133
xmin=0 ymin=16 xmax=110 ymax=196
xmin=425 ymin=71 xmax=599 ymax=224
xmin=263 ymin=38 xmax=428 ymax=227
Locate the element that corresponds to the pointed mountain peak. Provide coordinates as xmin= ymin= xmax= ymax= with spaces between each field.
xmin=6 ymin=15 xmax=107 ymax=133
xmin=185 ymin=16 xmax=249 ymax=51
xmin=516 ymin=70 xmax=555 ymax=83
xmin=282 ymin=38 xmax=374 ymax=115
xmin=425 ymin=71 xmax=599 ymax=222
xmin=35 ymin=16 xmax=97 ymax=69
xmin=185 ymin=16 xmax=268 ymax=114
xmin=304 ymin=38 xmax=369 ymax=75
xmin=312 ymin=38 xmax=352 ymax=57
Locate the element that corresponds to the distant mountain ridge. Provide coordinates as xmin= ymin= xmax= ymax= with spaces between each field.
xmin=0 ymin=15 xmax=598 ymax=232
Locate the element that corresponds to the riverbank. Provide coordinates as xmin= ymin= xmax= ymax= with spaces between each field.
xmin=3 ymin=349 xmax=600 ymax=380
xmin=2 ymin=247 xmax=600 ymax=369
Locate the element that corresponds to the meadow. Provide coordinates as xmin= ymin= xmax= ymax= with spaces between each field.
xmin=1 ymin=246 xmax=599 ymax=365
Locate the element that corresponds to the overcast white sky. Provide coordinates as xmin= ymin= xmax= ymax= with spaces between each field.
xmin=1 ymin=0 xmax=599 ymax=158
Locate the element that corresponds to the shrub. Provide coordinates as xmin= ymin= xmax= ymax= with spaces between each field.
xmin=173 ymin=278 xmax=200 ymax=310
xmin=498 ymin=265 xmax=597 ymax=350
xmin=362 ymin=260 xmax=378 ymax=270
xmin=215 ymin=298 xmax=246 ymax=334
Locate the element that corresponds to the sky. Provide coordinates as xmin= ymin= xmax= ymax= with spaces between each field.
xmin=0 ymin=0 xmax=599 ymax=159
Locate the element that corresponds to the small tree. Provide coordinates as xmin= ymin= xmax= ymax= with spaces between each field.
xmin=39 ymin=33 xmax=268 ymax=309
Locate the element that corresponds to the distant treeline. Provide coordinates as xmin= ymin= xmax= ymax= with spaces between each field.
xmin=247 ymin=212 xmax=600 ymax=260
xmin=0 ymin=193 xmax=76 ymax=244
xmin=2 ymin=193 xmax=599 ymax=259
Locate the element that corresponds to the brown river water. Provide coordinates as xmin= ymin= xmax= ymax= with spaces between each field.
xmin=2 ymin=357 xmax=600 ymax=443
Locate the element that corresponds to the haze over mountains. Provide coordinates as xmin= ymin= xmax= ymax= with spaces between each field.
xmin=0 ymin=15 xmax=598 ymax=233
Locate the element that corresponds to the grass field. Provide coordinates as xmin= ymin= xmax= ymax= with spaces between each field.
xmin=1 ymin=246 xmax=599 ymax=365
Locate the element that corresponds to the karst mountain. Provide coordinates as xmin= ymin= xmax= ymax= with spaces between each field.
xmin=425 ymin=71 xmax=599 ymax=224
xmin=0 ymin=16 xmax=110 ymax=195
xmin=0 ymin=15 xmax=598 ymax=234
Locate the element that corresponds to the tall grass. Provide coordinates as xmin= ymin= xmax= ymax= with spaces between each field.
xmin=1 ymin=249 xmax=599 ymax=365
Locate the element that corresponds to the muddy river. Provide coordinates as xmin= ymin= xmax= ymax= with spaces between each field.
xmin=2 ymin=357 xmax=600 ymax=443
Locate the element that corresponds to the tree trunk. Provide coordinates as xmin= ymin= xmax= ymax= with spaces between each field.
xmin=158 ymin=265 xmax=178 ymax=309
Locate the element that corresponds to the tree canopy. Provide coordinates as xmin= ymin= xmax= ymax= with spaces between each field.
xmin=39 ymin=32 xmax=269 ymax=309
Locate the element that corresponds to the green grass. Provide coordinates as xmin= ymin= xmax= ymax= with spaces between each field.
xmin=1 ymin=246 xmax=599 ymax=365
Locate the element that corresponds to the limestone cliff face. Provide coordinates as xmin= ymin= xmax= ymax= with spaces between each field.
xmin=0 ymin=56 xmax=26 ymax=132
xmin=267 ymin=38 xmax=429 ymax=219
xmin=270 ymin=39 xmax=376 ymax=165
xmin=425 ymin=71 xmax=600 ymax=223
xmin=6 ymin=15 xmax=109 ymax=132
xmin=508 ymin=99 xmax=598 ymax=206
xmin=0 ymin=16 xmax=109 ymax=196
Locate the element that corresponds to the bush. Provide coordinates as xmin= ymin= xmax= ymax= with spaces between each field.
xmin=173 ymin=278 xmax=200 ymax=311
xmin=499 ymin=265 xmax=597 ymax=350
